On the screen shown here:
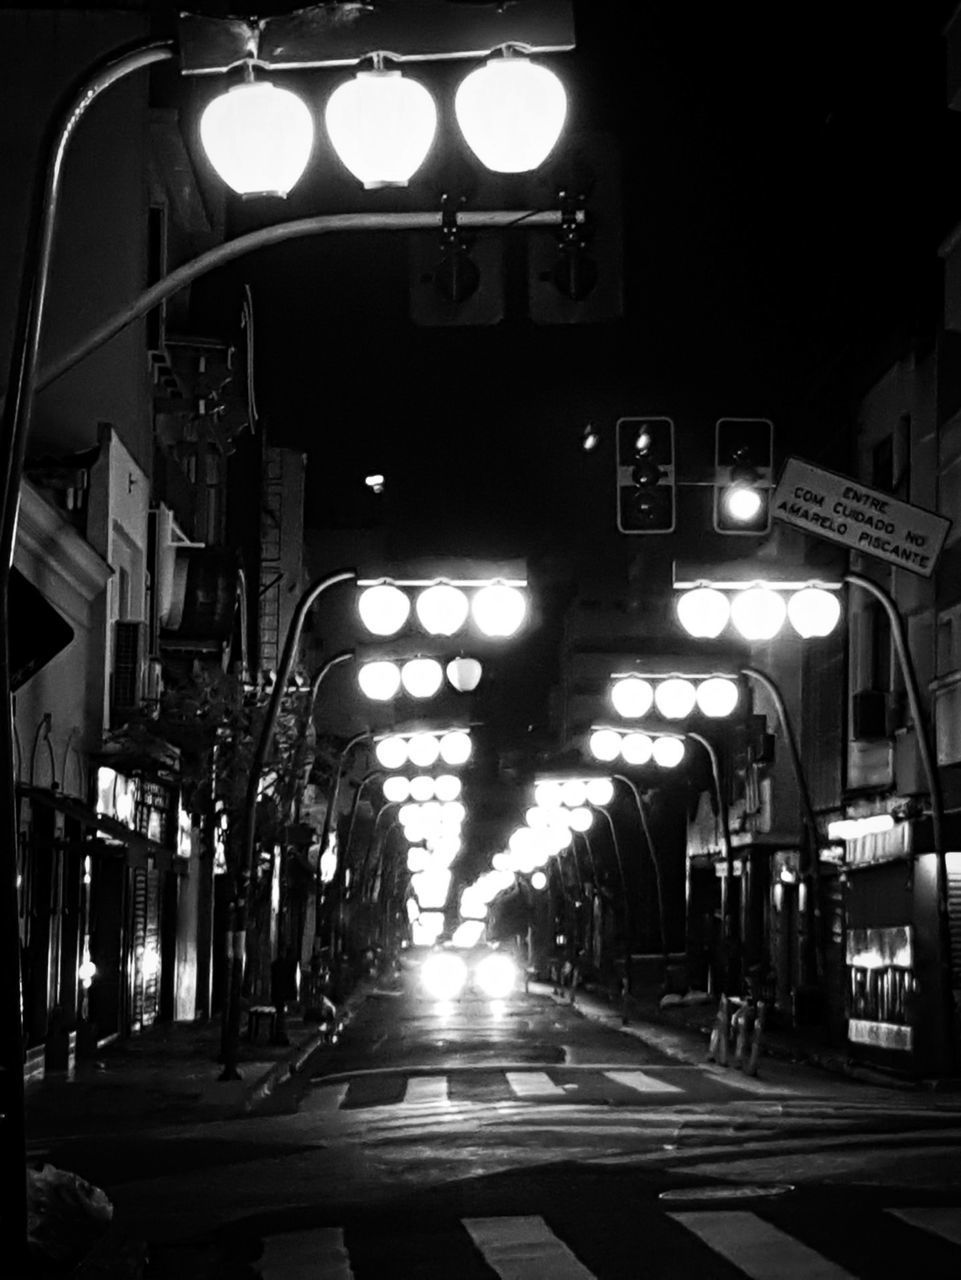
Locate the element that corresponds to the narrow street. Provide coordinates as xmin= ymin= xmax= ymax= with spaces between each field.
xmin=32 ymin=970 xmax=961 ymax=1277
xmin=7 ymin=6 xmax=961 ymax=1275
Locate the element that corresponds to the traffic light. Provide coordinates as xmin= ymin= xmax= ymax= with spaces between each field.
xmin=527 ymin=132 xmax=624 ymax=324
xmin=616 ymin=417 xmax=675 ymax=533
xmin=713 ymin=418 xmax=774 ymax=533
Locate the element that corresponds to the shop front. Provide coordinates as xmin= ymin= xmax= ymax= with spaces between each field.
xmin=842 ymin=818 xmax=955 ymax=1076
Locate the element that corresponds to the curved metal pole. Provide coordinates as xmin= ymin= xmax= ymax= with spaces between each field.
xmin=0 ymin=39 xmax=175 ymax=1263
xmin=317 ymin=730 xmax=371 ymax=886
xmin=684 ymin=732 xmax=736 ymax=989
xmin=590 ymin=805 xmax=634 ymax=992
xmin=844 ymin=571 xmax=956 ymax=1071
xmin=27 ymin=210 xmax=581 ymax=400
xmin=0 ymin=38 xmax=175 ymax=541
xmin=290 ymin=650 xmax=354 ymax=823
xmin=613 ymin=774 xmax=670 ymax=974
xmin=309 ymin=650 xmax=355 ymax=714
xmin=317 ymin=730 xmax=372 ymax=955
xmin=573 ymin=832 xmax=600 ymax=980
xmin=575 ymin=829 xmax=600 ymax=887
xmin=335 ymin=770 xmax=384 ymax=958
xmin=359 ymin=800 xmax=400 ymax=903
xmin=742 ymin=665 xmax=823 ymax=984
xmin=220 ymin=569 xmax=356 ymax=1078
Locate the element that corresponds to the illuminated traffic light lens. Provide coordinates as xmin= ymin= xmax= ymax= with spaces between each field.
xmin=723 ymin=484 xmax=764 ymax=523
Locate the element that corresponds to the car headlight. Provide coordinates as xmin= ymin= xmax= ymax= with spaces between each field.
xmin=474 ymin=952 xmax=517 ymax=999
xmin=421 ymin=951 xmax=468 ymax=1000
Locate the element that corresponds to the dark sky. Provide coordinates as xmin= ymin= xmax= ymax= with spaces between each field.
xmin=187 ymin=0 xmax=961 ymax=562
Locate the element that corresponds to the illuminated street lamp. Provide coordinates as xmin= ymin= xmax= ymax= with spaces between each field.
xmin=382 ymin=775 xmax=411 ymax=803
xmin=590 ymin=727 xmax=687 ymax=770
xmin=674 ymin=576 xmax=843 ymax=643
xmin=357 ymin=655 xmax=482 ymax=700
xmin=471 ymin=583 xmax=528 ymax=637
xmin=324 ymin=64 xmax=438 ymax=189
xmin=199 ymin=76 xmax=315 ymax=197
xmin=415 ymin=584 xmax=471 ymax=636
xmin=609 ymin=672 xmax=742 ymax=721
xmin=454 ymin=50 xmax=568 ymax=173
xmin=401 ymin=658 xmax=445 ymax=699
xmin=358 ymin=660 xmax=403 ymax=700
xmin=653 ymin=677 xmax=697 ymax=720
xmin=358 ymin=584 xmax=411 ymax=636
xmin=356 ymin=578 xmax=528 ymax=639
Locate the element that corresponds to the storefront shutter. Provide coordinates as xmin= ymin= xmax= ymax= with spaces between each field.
xmin=948 ymin=859 xmax=961 ymax=986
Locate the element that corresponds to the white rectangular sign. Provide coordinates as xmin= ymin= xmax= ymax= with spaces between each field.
xmin=772 ymin=456 xmax=951 ymax=578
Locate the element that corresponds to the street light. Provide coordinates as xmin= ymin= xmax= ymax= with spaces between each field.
xmin=454 ymin=50 xmax=568 ymax=173
xmin=415 ymin=584 xmax=471 ymax=636
xmin=589 ymin=726 xmax=687 ymax=770
xmin=324 ymin=64 xmax=438 ymax=189
xmin=356 ymin=578 xmax=528 ymax=639
xmin=674 ymin=578 xmax=843 ymax=642
xmin=358 ymin=584 xmax=411 ymax=636
xmin=609 ymin=672 xmax=742 ymax=721
xmin=198 ymin=75 xmax=315 ymax=197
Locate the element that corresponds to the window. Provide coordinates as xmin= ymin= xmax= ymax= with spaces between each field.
xmin=940 ymin=413 xmax=961 ymax=546
xmin=867 ymin=601 xmax=892 ymax=692
xmin=872 ymin=434 xmax=894 ymax=494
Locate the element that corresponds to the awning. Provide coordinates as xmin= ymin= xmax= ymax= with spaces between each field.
xmin=17 ymin=784 xmax=181 ymax=873
xmin=11 ymin=568 xmax=75 ymax=690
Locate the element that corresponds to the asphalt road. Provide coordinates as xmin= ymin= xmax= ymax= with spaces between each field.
xmin=44 ymin=973 xmax=961 ymax=1276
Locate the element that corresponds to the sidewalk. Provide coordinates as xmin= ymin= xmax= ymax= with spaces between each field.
xmin=22 ymin=986 xmax=373 ymax=1278
xmin=26 ymin=1008 xmax=331 ymax=1144
xmin=533 ymin=977 xmax=957 ymax=1092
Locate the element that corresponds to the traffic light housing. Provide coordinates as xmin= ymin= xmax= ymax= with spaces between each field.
xmin=527 ymin=132 xmax=624 ymax=324
xmin=713 ymin=418 xmax=774 ymax=533
xmin=616 ymin=417 xmax=675 ymax=533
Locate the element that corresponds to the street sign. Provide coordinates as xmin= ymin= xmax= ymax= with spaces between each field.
xmin=772 ymin=456 xmax=951 ymax=578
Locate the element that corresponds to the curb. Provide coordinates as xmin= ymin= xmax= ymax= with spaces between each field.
xmin=242 ymin=982 xmax=375 ymax=1109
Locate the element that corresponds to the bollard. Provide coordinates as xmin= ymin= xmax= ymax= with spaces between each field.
xmin=745 ymin=1001 xmax=765 ymax=1076
xmin=707 ymin=994 xmax=730 ymax=1066
xmin=733 ymin=1000 xmax=751 ymax=1070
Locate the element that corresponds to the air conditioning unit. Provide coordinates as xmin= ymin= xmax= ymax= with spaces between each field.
xmin=112 ymin=620 xmax=146 ymax=724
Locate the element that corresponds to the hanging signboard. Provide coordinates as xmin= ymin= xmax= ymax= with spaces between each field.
xmin=771 ymin=456 xmax=951 ymax=578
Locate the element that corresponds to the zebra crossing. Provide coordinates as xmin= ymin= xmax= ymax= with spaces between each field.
xmin=256 ymin=1205 xmax=961 ymax=1278
xmin=309 ymin=1063 xmax=789 ymax=1113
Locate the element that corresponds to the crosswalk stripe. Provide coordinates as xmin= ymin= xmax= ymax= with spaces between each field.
xmin=504 ymin=1071 xmax=566 ymax=1098
xmin=463 ymin=1215 xmax=596 ymax=1279
xmin=670 ymin=1211 xmax=856 ymax=1279
xmin=260 ymin=1227 xmax=354 ymax=1279
xmin=402 ymin=1075 xmax=450 ymax=1105
xmin=887 ymin=1206 xmax=961 ymax=1246
xmin=603 ymin=1069 xmax=683 ymax=1094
